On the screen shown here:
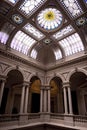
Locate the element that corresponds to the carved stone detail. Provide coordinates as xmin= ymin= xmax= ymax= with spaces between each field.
xmin=62 ymin=72 xmax=69 ymax=80
xmin=23 ymin=70 xmax=31 ymax=81
xmin=0 ymin=62 xmax=10 ymax=74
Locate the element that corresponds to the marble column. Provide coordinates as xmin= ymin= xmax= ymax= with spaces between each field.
xmin=68 ymin=86 xmax=73 ymax=114
xmin=40 ymin=87 xmax=44 ymax=112
xmin=20 ymin=83 xmax=26 ymax=113
xmin=0 ymin=79 xmax=6 ymax=107
xmin=48 ymin=87 xmax=50 ymax=113
xmin=24 ymin=84 xmax=29 ymax=113
xmin=44 ymin=87 xmax=47 ymax=112
xmin=63 ymin=86 xmax=68 ymax=114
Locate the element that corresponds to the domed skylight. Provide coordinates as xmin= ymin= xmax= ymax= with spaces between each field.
xmin=37 ymin=8 xmax=63 ymax=31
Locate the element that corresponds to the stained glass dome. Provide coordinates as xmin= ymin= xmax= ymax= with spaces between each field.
xmin=37 ymin=8 xmax=63 ymax=31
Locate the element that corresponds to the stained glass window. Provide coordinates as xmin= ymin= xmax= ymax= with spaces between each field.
xmin=37 ymin=8 xmax=63 ymax=31
xmin=19 ymin=0 xmax=46 ymax=17
xmin=5 ymin=0 xmax=18 ymax=5
xmin=54 ymin=49 xmax=62 ymax=60
xmin=11 ymin=31 xmax=36 ymax=55
xmin=59 ymin=0 xmax=83 ymax=18
xmin=76 ymin=17 xmax=87 ymax=26
xmin=53 ymin=25 xmax=74 ymax=40
xmin=84 ymin=0 xmax=87 ymax=3
xmin=23 ymin=23 xmax=45 ymax=40
xmin=0 ymin=22 xmax=15 ymax=44
xmin=59 ymin=33 xmax=84 ymax=56
xmin=30 ymin=49 xmax=37 ymax=59
xmin=0 ymin=32 xmax=9 ymax=45
xmin=12 ymin=14 xmax=23 ymax=24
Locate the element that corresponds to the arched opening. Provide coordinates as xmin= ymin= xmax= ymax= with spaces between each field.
xmin=70 ymin=72 xmax=87 ymax=115
xmin=50 ymin=77 xmax=64 ymax=113
xmin=0 ymin=69 xmax=23 ymax=114
xmin=30 ymin=76 xmax=41 ymax=113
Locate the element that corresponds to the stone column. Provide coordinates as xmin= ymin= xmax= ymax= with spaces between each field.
xmin=40 ymin=86 xmax=44 ymax=112
xmin=48 ymin=86 xmax=51 ymax=113
xmin=0 ymin=79 xmax=6 ymax=107
xmin=24 ymin=84 xmax=30 ymax=113
xmin=28 ymin=93 xmax=32 ymax=113
xmin=63 ymin=84 xmax=68 ymax=114
xmin=68 ymin=86 xmax=73 ymax=114
xmin=44 ymin=87 xmax=47 ymax=112
xmin=20 ymin=83 xmax=26 ymax=113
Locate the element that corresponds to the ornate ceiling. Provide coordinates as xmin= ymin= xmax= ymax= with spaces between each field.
xmin=0 ymin=0 xmax=87 ymax=66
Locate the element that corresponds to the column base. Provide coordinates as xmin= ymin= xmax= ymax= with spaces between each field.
xmin=40 ymin=112 xmax=50 ymax=122
xmin=64 ymin=114 xmax=74 ymax=126
xmin=19 ymin=113 xmax=28 ymax=121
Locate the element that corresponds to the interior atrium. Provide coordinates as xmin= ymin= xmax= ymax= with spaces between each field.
xmin=0 ymin=0 xmax=87 ymax=130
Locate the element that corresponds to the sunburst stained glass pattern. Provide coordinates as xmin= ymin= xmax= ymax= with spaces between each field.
xmin=53 ymin=25 xmax=74 ymax=40
xmin=19 ymin=0 xmax=46 ymax=17
xmin=54 ymin=49 xmax=62 ymax=60
xmin=0 ymin=22 xmax=15 ymax=44
xmin=37 ymin=8 xmax=63 ymax=31
xmin=23 ymin=23 xmax=45 ymax=40
xmin=59 ymin=0 xmax=83 ymax=18
xmin=5 ymin=0 xmax=18 ymax=5
xmin=11 ymin=31 xmax=36 ymax=55
xmin=59 ymin=33 xmax=84 ymax=56
xmin=30 ymin=49 xmax=37 ymax=59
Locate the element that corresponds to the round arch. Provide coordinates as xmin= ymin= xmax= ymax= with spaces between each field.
xmin=67 ymin=68 xmax=87 ymax=82
xmin=28 ymin=73 xmax=42 ymax=84
xmin=48 ymin=73 xmax=64 ymax=85
xmin=29 ymin=75 xmax=41 ymax=113
xmin=69 ymin=70 xmax=87 ymax=115
xmin=4 ymin=66 xmax=24 ymax=81
xmin=49 ymin=76 xmax=64 ymax=113
xmin=0 ymin=68 xmax=24 ymax=114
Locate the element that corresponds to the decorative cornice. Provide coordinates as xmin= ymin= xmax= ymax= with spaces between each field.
xmin=0 ymin=49 xmax=87 ymax=72
xmin=0 ymin=49 xmax=45 ymax=71
xmin=46 ymin=54 xmax=87 ymax=71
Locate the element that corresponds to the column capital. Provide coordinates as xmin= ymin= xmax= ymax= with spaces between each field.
xmin=62 ymin=82 xmax=71 ymax=88
xmin=46 ymin=86 xmax=51 ymax=90
xmin=0 ymin=75 xmax=7 ymax=82
xmin=41 ymin=84 xmax=51 ymax=90
xmin=40 ymin=86 xmax=45 ymax=90
xmin=23 ymin=81 xmax=30 ymax=87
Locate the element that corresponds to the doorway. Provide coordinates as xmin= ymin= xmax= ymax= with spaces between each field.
xmin=31 ymin=93 xmax=40 ymax=113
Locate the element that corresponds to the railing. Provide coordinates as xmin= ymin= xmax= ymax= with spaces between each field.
xmin=0 ymin=114 xmax=19 ymax=122
xmin=50 ymin=113 xmax=64 ymax=120
xmin=0 ymin=113 xmax=87 ymax=125
xmin=28 ymin=113 xmax=40 ymax=119
xmin=73 ymin=115 xmax=87 ymax=123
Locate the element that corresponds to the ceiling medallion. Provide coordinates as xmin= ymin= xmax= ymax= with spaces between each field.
xmin=76 ymin=17 xmax=87 ymax=26
xmin=12 ymin=14 xmax=23 ymax=24
xmin=43 ymin=38 xmax=51 ymax=45
xmin=37 ymin=8 xmax=63 ymax=31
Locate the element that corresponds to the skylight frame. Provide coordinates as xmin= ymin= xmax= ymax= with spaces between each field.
xmin=19 ymin=0 xmax=47 ymax=17
xmin=59 ymin=33 xmax=84 ymax=56
xmin=53 ymin=25 xmax=75 ymax=40
xmin=11 ymin=31 xmax=36 ymax=55
xmin=23 ymin=23 xmax=45 ymax=40
xmin=58 ymin=0 xmax=83 ymax=18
